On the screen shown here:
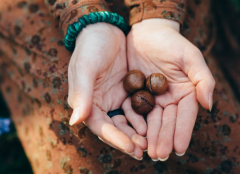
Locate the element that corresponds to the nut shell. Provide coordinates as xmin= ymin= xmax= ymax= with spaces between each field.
xmin=123 ymin=70 xmax=146 ymax=94
xmin=131 ymin=90 xmax=155 ymax=115
xmin=146 ymin=73 xmax=168 ymax=95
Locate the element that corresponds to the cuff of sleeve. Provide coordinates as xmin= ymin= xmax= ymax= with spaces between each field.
xmin=128 ymin=1 xmax=185 ymax=26
xmin=59 ymin=0 xmax=110 ymax=35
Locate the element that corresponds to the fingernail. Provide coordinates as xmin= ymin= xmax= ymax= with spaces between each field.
xmin=69 ymin=116 xmax=77 ymax=125
xmin=125 ymin=151 xmax=134 ymax=155
xmin=152 ymin=159 xmax=158 ymax=162
xmin=98 ymin=136 xmax=104 ymax=142
xmin=69 ymin=109 xmax=80 ymax=125
xmin=175 ymin=152 xmax=185 ymax=157
xmin=132 ymin=155 xmax=143 ymax=160
xmin=158 ymin=155 xmax=169 ymax=162
xmin=209 ymin=92 xmax=213 ymax=112
xmin=143 ymin=149 xmax=148 ymax=152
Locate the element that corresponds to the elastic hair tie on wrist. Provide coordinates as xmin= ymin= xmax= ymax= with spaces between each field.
xmin=64 ymin=11 xmax=129 ymax=52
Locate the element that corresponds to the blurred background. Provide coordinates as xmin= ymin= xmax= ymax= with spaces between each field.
xmin=0 ymin=91 xmax=33 ymax=174
xmin=0 ymin=0 xmax=239 ymax=174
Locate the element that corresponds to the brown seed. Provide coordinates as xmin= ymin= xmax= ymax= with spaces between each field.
xmin=146 ymin=73 xmax=168 ymax=95
xmin=131 ymin=90 xmax=155 ymax=115
xmin=123 ymin=70 xmax=146 ymax=94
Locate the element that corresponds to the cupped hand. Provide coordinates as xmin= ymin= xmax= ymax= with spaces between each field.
xmin=125 ymin=19 xmax=215 ymax=160
xmin=67 ymin=23 xmax=147 ymax=159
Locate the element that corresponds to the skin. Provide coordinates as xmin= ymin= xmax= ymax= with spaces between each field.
xmin=67 ymin=23 xmax=147 ymax=159
xmin=125 ymin=18 xmax=215 ymax=160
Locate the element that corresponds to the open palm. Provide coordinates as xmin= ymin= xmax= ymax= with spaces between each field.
xmin=68 ymin=23 xmax=146 ymax=159
xmin=125 ymin=19 xmax=215 ymax=160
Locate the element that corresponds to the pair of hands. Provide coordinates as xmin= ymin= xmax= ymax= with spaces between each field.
xmin=67 ymin=19 xmax=215 ymax=161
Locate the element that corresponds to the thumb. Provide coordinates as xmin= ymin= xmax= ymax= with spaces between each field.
xmin=182 ymin=48 xmax=215 ymax=111
xmin=69 ymin=68 xmax=95 ymax=126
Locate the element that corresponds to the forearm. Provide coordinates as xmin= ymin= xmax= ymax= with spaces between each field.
xmin=44 ymin=0 xmax=110 ymax=35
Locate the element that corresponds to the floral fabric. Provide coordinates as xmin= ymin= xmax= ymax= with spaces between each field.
xmin=0 ymin=0 xmax=239 ymax=173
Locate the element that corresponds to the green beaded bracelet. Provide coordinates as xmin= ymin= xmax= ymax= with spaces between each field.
xmin=64 ymin=11 xmax=129 ymax=52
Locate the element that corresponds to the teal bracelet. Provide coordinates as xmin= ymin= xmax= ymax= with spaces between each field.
xmin=64 ymin=11 xmax=129 ymax=52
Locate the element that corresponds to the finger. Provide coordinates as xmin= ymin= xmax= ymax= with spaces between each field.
xmin=112 ymin=115 xmax=147 ymax=150
xmin=146 ymin=105 xmax=163 ymax=160
xmin=182 ymin=47 xmax=215 ymax=111
xmin=122 ymin=98 xmax=147 ymax=136
xmin=69 ymin=59 xmax=96 ymax=125
xmin=85 ymin=105 xmax=134 ymax=153
xmin=174 ymin=93 xmax=198 ymax=155
xmin=132 ymin=143 xmax=143 ymax=160
xmin=104 ymin=81 xmax=128 ymax=111
xmin=67 ymin=64 xmax=74 ymax=107
xmin=132 ymin=134 xmax=147 ymax=151
xmin=156 ymin=104 xmax=177 ymax=161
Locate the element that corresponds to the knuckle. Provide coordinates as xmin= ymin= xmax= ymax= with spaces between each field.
xmin=191 ymin=47 xmax=202 ymax=57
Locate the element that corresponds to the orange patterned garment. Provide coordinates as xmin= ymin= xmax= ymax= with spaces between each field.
xmin=0 ymin=0 xmax=239 ymax=173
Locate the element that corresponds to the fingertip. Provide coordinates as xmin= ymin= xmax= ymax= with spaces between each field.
xmin=132 ymin=144 xmax=143 ymax=159
xmin=143 ymin=149 xmax=148 ymax=152
xmin=123 ymin=106 xmax=147 ymax=137
xmin=116 ymin=132 xmax=134 ymax=154
xmin=146 ymin=106 xmax=163 ymax=160
xmin=174 ymin=136 xmax=188 ymax=155
xmin=158 ymin=155 xmax=169 ymax=162
xmin=123 ymin=141 xmax=135 ymax=154
xmin=184 ymin=48 xmax=215 ymax=111
xmin=195 ymin=76 xmax=215 ymax=111
xmin=135 ymin=122 xmax=147 ymax=136
xmin=156 ymin=138 xmax=172 ymax=160
xmin=174 ymin=148 xmax=187 ymax=157
xmin=174 ymin=93 xmax=198 ymax=157
xmin=132 ymin=134 xmax=148 ymax=150
xmin=69 ymin=106 xmax=91 ymax=125
xmin=147 ymin=146 xmax=158 ymax=160
xmin=175 ymin=151 xmax=186 ymax=157
xmin=69 ymin=107 xmax=81 ymax=125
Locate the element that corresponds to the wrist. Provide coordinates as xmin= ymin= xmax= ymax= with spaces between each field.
xmin=76 ymin=23 xmax=114 ymax=42
xmin=132 ymin=18 xmax=180 ymax=33
xmin=65 ymin=11 xmax=128 ymax=52
xmin=75 ymin=23 xmax=124 ymax=46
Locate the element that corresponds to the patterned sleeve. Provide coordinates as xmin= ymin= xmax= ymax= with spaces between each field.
xmin=125 ymin=0 xmax=186 ymax=26
xmin=44 ymin=0 xmax=110 ymax=35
